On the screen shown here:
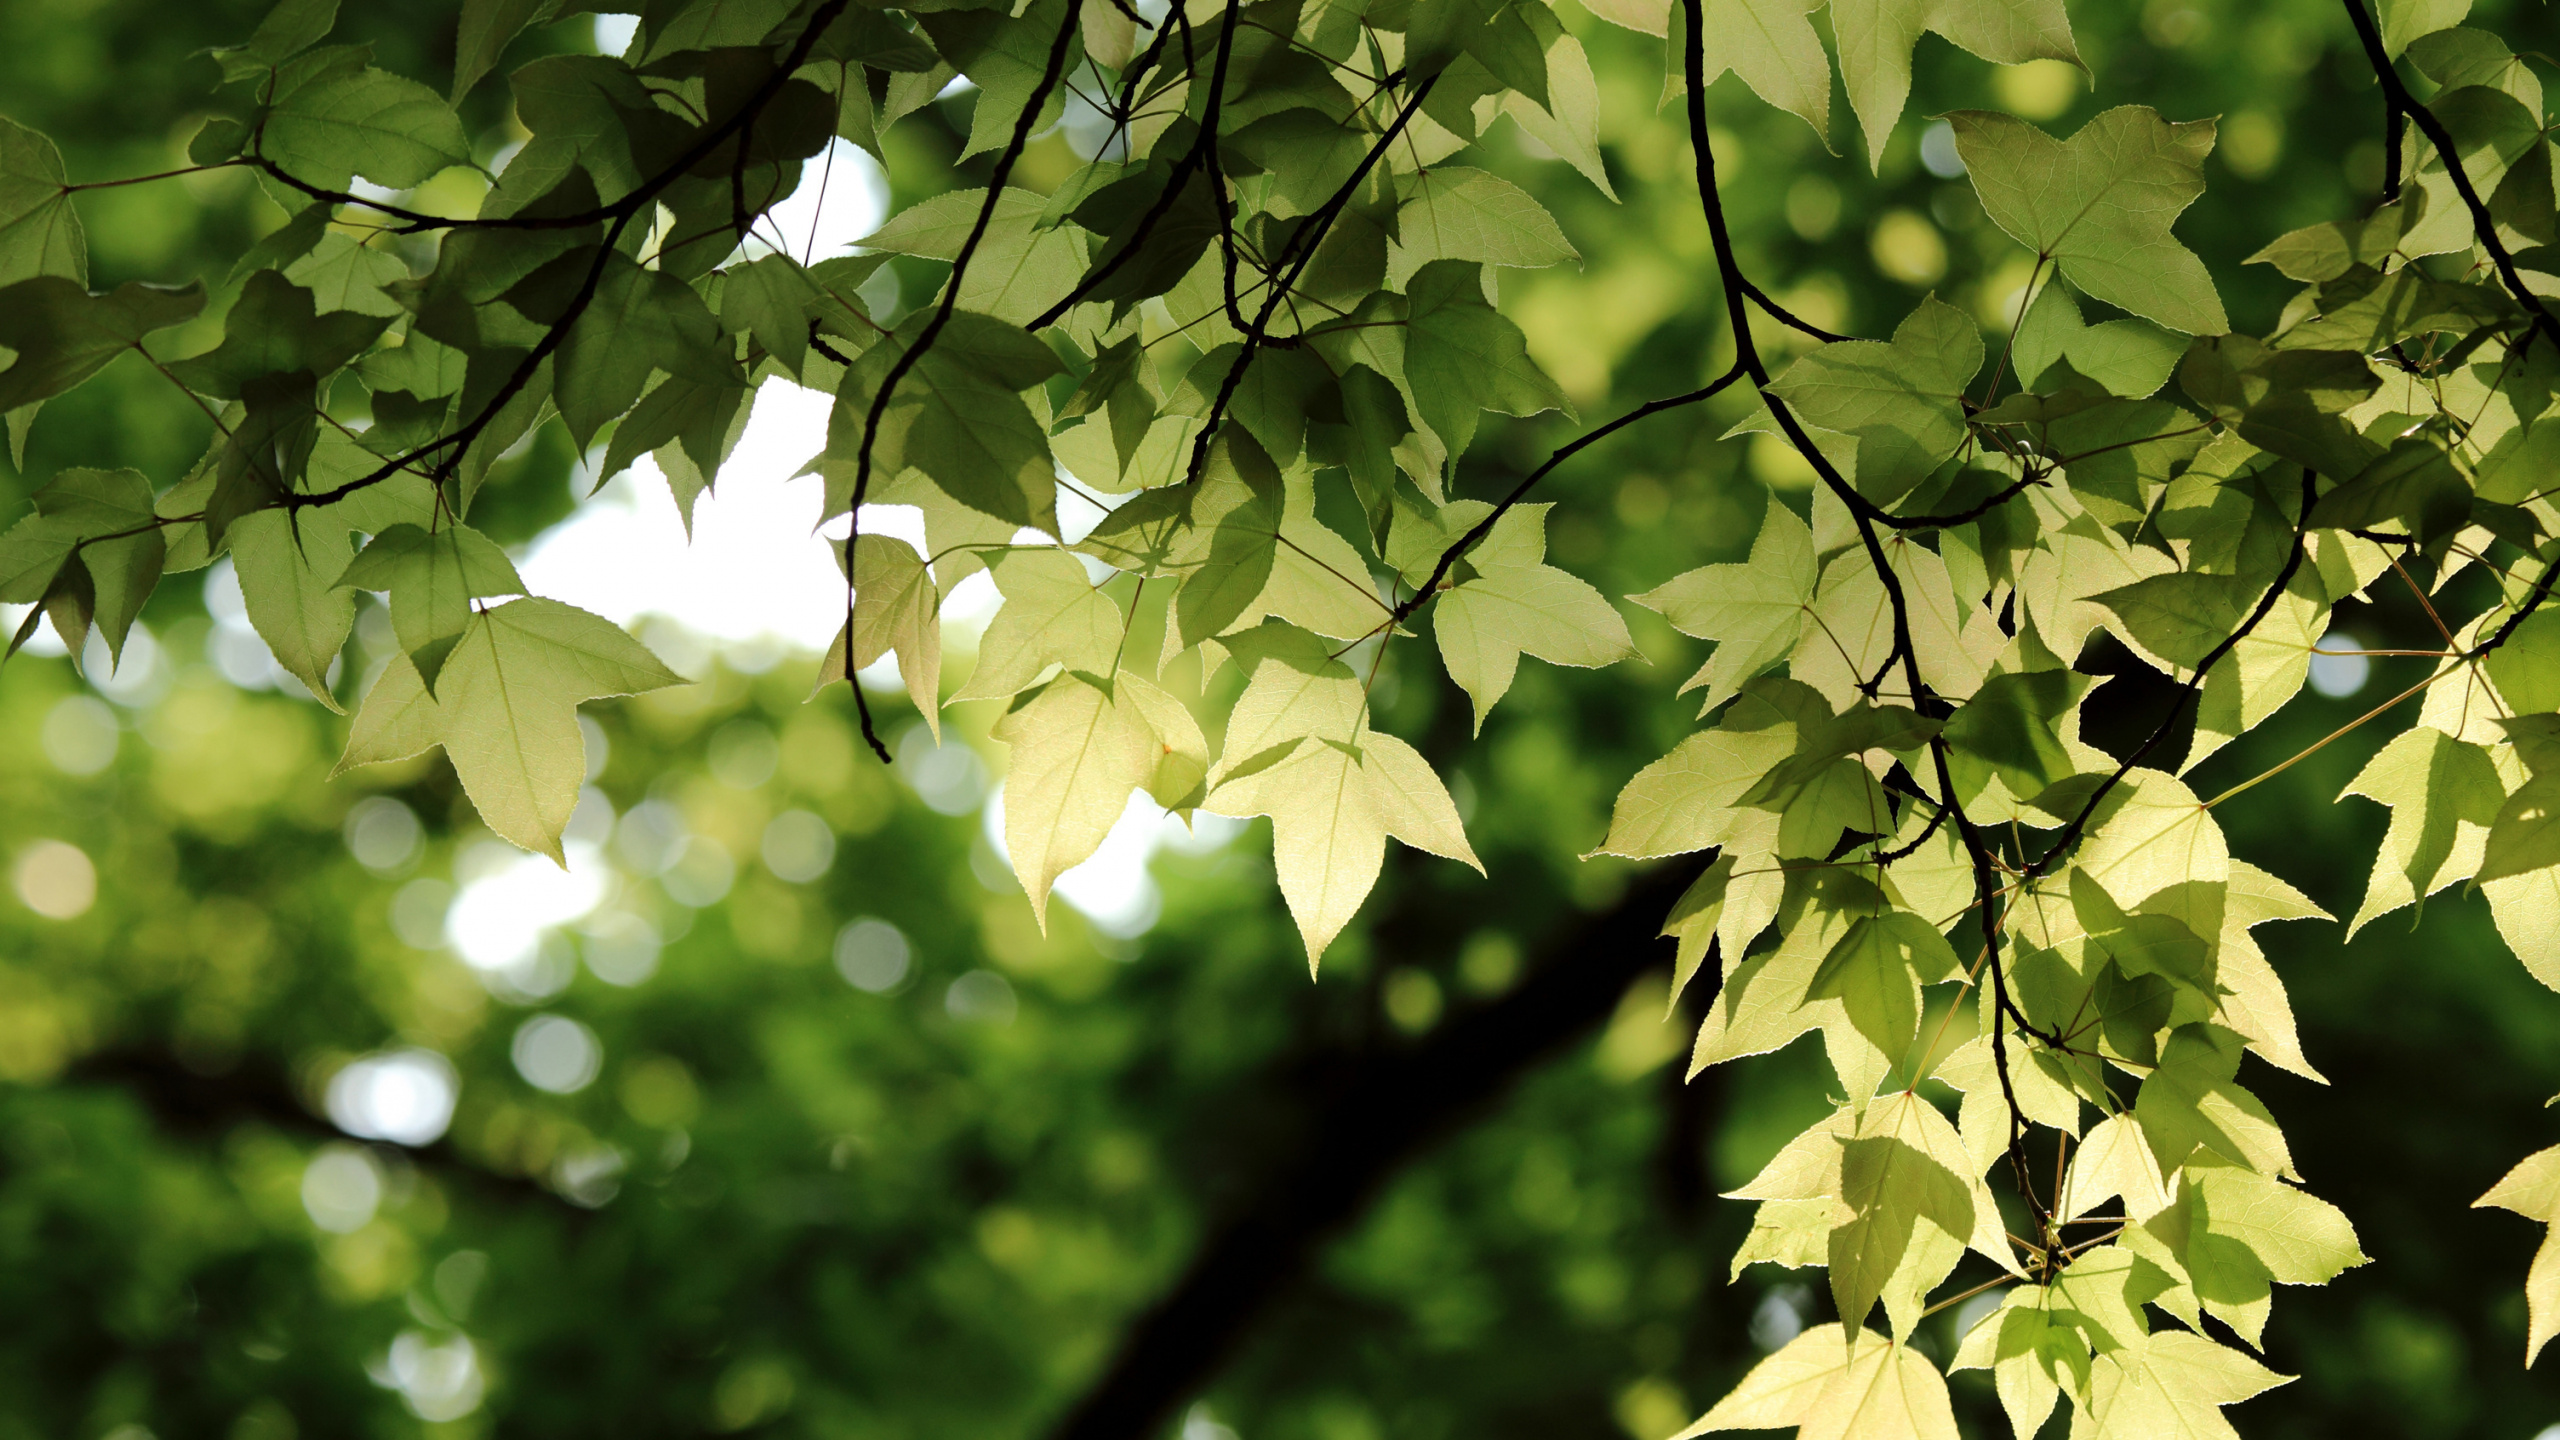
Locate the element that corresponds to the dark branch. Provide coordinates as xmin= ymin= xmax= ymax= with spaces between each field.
xmin=69 ymin=1047 xmax=568 ymax=1211
xmin=1026 ymin=1 xmax=1228 ymax=331
xmin=1741 ymin=277 xmax=1853 ymax=343
xmin=1389 ymin=366 xmax=1749 ymax=627
xmin=1176 ymin=72 xmax=1439 ymax=488
xmin=289 ymin=0 xmax=859 ymax=512
xmin=2339 ymin=0 xmax=2560 ymax=349
xmin=1043 ymin=863 xmax=1695 ymax=1440
xmin=2023 ymin=468 xmax=2320 ymax=885
xmin=843 ymin=0 xmax=1088 ymax=762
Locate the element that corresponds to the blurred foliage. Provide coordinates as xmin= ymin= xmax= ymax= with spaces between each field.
xmin=1 ymin=0 xmax=2557 ymax=1438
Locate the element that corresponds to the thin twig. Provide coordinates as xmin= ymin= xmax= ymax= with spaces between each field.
xmin=843 ymin=0 xmax=1088 ymax=762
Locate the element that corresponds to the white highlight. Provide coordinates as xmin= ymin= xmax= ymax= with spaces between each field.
xmin=379 ymin=1330 xmax=485 ymax=1422
xmin=835 ymin=917 xmax=912 ymax=992
xmin=2309 ymin=630 xmax=2371 ymax=699
xmin=512 ymin=1014 xmax=603 ymax=1094
xmin=443 ymin=840 xmax=609 ymax=973
xmin=302 ymin=1144 xmax=384 ymax=1233
xmin=327 ymin=1048 xmax=460 ymax=1147
xmin=518 ymin=381 xmax=847 ymax=650
xmin=758 ymin=137 xmax=892 ymax=263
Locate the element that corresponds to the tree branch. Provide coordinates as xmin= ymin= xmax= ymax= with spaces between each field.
xmin=1176 ymin=71 xmax=1438 ymax=488
xmin=2023 ymin=468 xmax=2320 ymax=885
xmin=288 ymin=0 xmax=859 ymax=513
xmin=1389 ymin=366 xmax=1748 ymax=627
xmin=842 ymin=0 xmax=1089 ymax=762
xmin=1026 ymin=1 xmax=1229 ymax=331
xmin=1043 ymin=863 xmax=1695 ymax=1440
xmin=2339 ymin=0 xmax=2560 ymax=349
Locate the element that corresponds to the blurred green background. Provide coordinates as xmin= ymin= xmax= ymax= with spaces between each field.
xmin=3 ymin=0 xmax=2558 ymax=1437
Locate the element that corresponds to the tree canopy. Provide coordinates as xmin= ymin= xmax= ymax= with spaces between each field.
xmin=6 ymin=0 xmax=2560 ymax=1436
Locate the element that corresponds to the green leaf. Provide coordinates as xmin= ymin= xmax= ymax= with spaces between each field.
xmin=2402 ymin=85 xmax=2545 ymax=257
xmin=2488 ymin=610 xmax=2560 ymax=713
xmin=917 ymin=0 xmax=1073 ymax=161
xmin=284 ymin=232 xmax=409 ymax=317
xmin=338 ymin=598 xmax=684 ymax=860
xmin=1743 ymin=700 xmax=1940 ymax=812
xmin=212 ymin=0 xmax=339 ymax=79
xmin=1949 ymin=1288 xmax=2083 ymax=1439
xmin=1500 ymin=33 xmax=1617 ymax=200
xmin=2189 ymin=573 xmax=2324 ymax=771
xmin=2480 ymin=771 xmax=2560 ymax=884
xmin=2071 ymin=867 xmax=2217 ymax=1011
xmin=955 ymin=548 xmax=1122 ymax=702
xmin=1766 ymin=296 xmax=1982 ymax=506
xmin=1664 ymin=0 xmax=1833 ymax=142
xmin=1175 ymin=342 xmax=1338 ymax=469
xmin=600 ymin=372 xmax=752 ymax=530
xmin=0 ymin=467 xmax=163 ymax=664
xmin=640 ymin=0 xmax=797 ymax=57
xmin=1258 ymin=469 xmax=1389 ymax=641
xmin=1828 ymin=1095 xmax=1977 ymax=1336
xmin=1063 ymin=161 xmax=1222 ymax=315
xmin=1807 ymin=912 xmax=1960 ymax=1061
xmin=2246 ymin=192 xmax=2425 ymax=283
xmin=2410 ymin=26 xmax=2542 ymax=111
xmin=2307 ymin=436 xmax=2471 ymax=545
xmin=1832 ymin=0 xmax=2080 ymax=170
xmin=1663 ymin=855 xmax=1736 ymax=1012
xmin=336 ymin=522 xmax=527 ymax=694
xmin=0 ymin=117 xmax=83 ymax=287
xmin=2473 ymin=1144 xmax=2560 ymax=1364
xmin=2175 ymin=336 xmax=2381 ymax=480
xmin=2090 ymin=571 xmax=2259 ymax=672
xmin=506 ymin=54 xmax=680 ymax=201
xmin=226 ymin=202 xmax=334 ymax=289
xmin=991 ymin=670 xmax=1160 ymax=930
xmin=0 ymin=277 xmax=206 ymax=412
xmin=1172 ymin=427 xmax=1284 ymax=647
xmin=820 ymin=534 xmax=942 ymax=739
xmin=831 ymin=309 xmax=1065 ymax=536
xmin=508 ymin=247 xmax=737 ymax=450
xmin=1401 ymin=260 xmax=1572 ymax=462
xmin=1632 ymin=499 xmax=1817 ymax=716
xmin=451 ymin=0 xmax=556 ymax=103
xmin=2078 ymin=1329 xmax=2288 ymax=1440
xmin=2135 ymin=1024 xmax=2294 ymax=1178
xmin=166 ymin=270 xmax=390 ymax=398
xmin=2070 ymin=767 xmax=2229 ymax=909
xmin=1203 ymin=627 xmax=1478 ymax=966
xmin=1942 ymin=668 xmax=2088 ymax=800
xmin=861 ymin=187 xmax=1088 ymax=327
xmin=1676 ymin=1327 xmax=1957 ymax=1440
xmin=1387 ymin=167 xmax=1578 ymax=286
xmin=719 ymin=253 xmax=826 ymax=375
xmin=262 ymin=62 xmax=474 ymax=190
xmin=1431 ymin=503 xmax=1635 ymax=732
xmin=1948 ymin=107 xmax=2228 ymax=335
xmin=226 ymin=508 xmax=354 ymax=709
xmin=2186 ymin=1160 xmax=2367 ymax=1299
xmin=2011 ymin=279 xmax=2184 ymax=399
xmin=2338 ymin=724 xmax=2506 ymax=934
xmin=2379 ymin=0 xmax=2471 ymax=58
xmin=1054 ymin=334 xmax=1156 ymax=480
xmin=1592 ymin=693 xmax=1804 ymax=859
xmin=2059 ymin=1114 xmax=2172 ymax=1223
xmin=2275 ymin=265 xmax=2512 ymax=354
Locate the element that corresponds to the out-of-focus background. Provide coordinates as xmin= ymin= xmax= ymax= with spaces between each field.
xmin=2 ymin=1 xmax=2557 ymax=1436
